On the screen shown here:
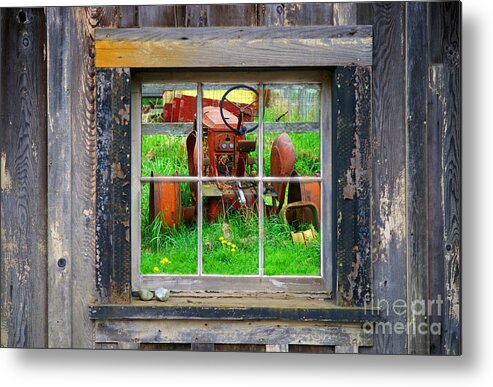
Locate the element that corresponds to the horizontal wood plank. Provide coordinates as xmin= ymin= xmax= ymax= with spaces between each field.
xmin=95 ymin=320 xmax=373 ymax=347
xmin=136 ymin=275 xmax=326 ymax=292
xmin=95 ymin=26 xmax=372 ymax=68
xmin=89 ymin=302 xmax=380 ymax=322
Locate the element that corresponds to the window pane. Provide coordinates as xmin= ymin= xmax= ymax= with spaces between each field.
xmin=264 ymin=181 xmax=321 ymax=276
xmin=141 ymin=83 xmax=197 ymax=176
xmin=202 ymin=83 xmax=259 ymax=178
xmin=263 ymin=84 xmax=321 ymax=177
xmin=202 ymin=180 xmax=259 ymax=275
xmin=140 ymin=181 xmax=198 ymax=275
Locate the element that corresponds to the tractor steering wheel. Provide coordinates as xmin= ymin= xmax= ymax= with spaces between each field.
xmin=219 ymin=84 xmax=259 ymax=135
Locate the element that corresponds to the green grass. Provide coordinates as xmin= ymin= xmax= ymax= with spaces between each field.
xmin=141 ymin=210 xmax=320 ymax=276
xmin=142 ymin=131 xmax=320 ymax=178
xmin=142 ymin=134 xmax=189 ymax=176
xmin=140 ymin=130 xmax=321 ymax=276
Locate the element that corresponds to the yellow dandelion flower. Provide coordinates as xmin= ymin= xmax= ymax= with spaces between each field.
xmin=231 ymin=249 xmax=236 ymax=253
xmin=227 ymin=241 xmax=232 ymax=246
xmin=221 ymin=240 xmax=227 ymax=245
xmin=153 ymin=266 xmax=160 ymax=273
xmin=159 ymin=258 xmax=166 ymax=265
xmin=231 ymin=244 xmax=236 ymax=248
xmin=219 ymin=236 xmax=225 ymax=241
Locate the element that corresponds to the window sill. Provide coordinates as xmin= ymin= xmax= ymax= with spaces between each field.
xmin=89 ymin=291 xmax=380 ymax=323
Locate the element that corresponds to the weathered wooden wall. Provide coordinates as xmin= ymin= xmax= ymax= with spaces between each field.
xmin=1 ymin=8 xmax=48 ymax=348
xmin=0 ymin=2 xmax=460 ymax=354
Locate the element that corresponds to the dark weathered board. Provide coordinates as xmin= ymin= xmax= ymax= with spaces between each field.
xmin=118 ymin=5 xmax=138 ymax=28
xmin=366 ymin=2 xmax=408 ymax=355
xmin=185 ymin=4 xmax=258 ymax=27
xmin=95 ymin=26 xmax=373 ymax=68
xmin=89 ymin=304 xmax=380 ymax=322
xmin=405 ymin=2 xmax=430 ymax=355
xmin=333 ymin=67 xmax=371 ymax=307
xmin=95 ymin=69 xmax=113 ymax=303
xmin=0 ymin=8 xmax=47 ymax=348
xmin=95 ymin=320 xmax=373 ymax=349
xmin=96 ymin=68 xmax=132 ymax=305
xmin=46 ymin=6 xmax=73 ymax=348
xmin=427 ymin=2 xmax=461 ymax=356
xmin=138 ymin=5 xmax=184 ymax=27
xmin=333 ymin=2 xmax=357 ymax=25
xmin=259 ymin=3 xmax=334 ymax=26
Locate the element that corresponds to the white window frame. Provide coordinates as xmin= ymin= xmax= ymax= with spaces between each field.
xmin=131 ymin=70 xmax=333 ymax=292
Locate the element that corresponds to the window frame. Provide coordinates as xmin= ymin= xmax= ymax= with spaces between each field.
xmin=131 ymin=69 xmax=332 ymax=292
xmin=95 ymin=25 xmax=373 ymax=306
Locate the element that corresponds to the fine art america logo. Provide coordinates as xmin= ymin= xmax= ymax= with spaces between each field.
xmin=362 ymin=295 xmax=444 ymax=336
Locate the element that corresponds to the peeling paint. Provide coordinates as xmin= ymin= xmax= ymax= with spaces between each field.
xmin=346 ymin=249 xmax=362 ymax=301
xmin=111 ymin=162 xmax=126 ymax=180
xmin=375 ymin=169 xmax=406 ymax=262
xmin=342 ymin=132 xmax=362 ymax=200
xmin=1 ymin=153 xmax=12 ymax=191
xmin=446 ymin=244 xmax=461 ymax=322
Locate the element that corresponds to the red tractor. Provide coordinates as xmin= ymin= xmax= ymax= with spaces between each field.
xmin=149 ymin=85 xmax=320 ymax=240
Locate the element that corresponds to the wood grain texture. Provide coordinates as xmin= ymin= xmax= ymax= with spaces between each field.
xmin=185 ymin=4 xmax=257 ymax=27
xmin=428 ymin=64 xmax=446 ymax=355
xmin=259 ymin=3 xmax=333 ymax=26
xmin=90 ymin=303 xmax=380 ymax=322
xmin=333 ymin=2 xmax=357 ymax=25
xmin=138 ymin=5 xmax=184 ymax=27
xmin=46 ymin=7 xmax=73 ymax=348
xmin=367 ymin=3 xmax=408 ymax=354
xmin=428 ymin=2 xmax=461 ymax=356
xmin=95 ymin=320 xmax=373 ymax=347
xmin=0 ymin=8 xmax=48 ymax=348
xmin=69 ymin=6 xmax=122 ymax=349
xmin=95 ymin=26 xmax=373 ymax=68
xmin=138 ymin=275 xmax=326 ymax=293
xmin=405 ymin=1 xmax=430 ymax=355
xmin=119 ymin=6 xmax=138 ymax=28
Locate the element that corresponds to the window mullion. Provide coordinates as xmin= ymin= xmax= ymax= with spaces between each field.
xmin=258 ymin=83 xmax=265 ymax=277
xmin=197 ymin=82 xmax=203 ymax=276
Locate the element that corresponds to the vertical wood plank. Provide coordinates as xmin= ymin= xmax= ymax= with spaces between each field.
xmin=259 ymin=3 xmax=333 ymax=26
xmin=356 ymin=2 xmax=374 ymax=26
xmin=405 ymin=1 xmax=430 ymax=355
xmin=428 ymin=64 xmax=445 ymax=355
xmin=47 ymin=6 xmax=73 ymax=348
xmin=0 ymin=8 xmax=48 ymax=348
xmin=333 ymin=66 xmax=371 ymax=307
xmin=95 ymin=69 xmax=113 ymax=302
xmin=138 ymin=5 xmax=184 ymax=27
xmin=185 ymin=4 xmax=258 ymax=27
xmin=69 ymin=6 xmax=121 ymax=348
xmin=119 ymin=6 xmax=138 ymax=28
xmin=428 ymin=2 xmax=461 ymax=356
xmin=110 ymin=68 xmax=132 ymax=303
xmin=96 ymin=67 xmax=132 ymax=304
xmin=333 ymin=3 xmax=357 ymax=25
xmin=369 ymin=3 xmax=408 ymax=354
